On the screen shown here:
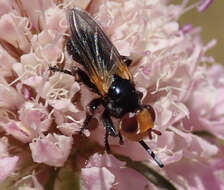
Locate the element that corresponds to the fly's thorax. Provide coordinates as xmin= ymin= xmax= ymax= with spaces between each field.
xmin=106 ymin=75 xmax=140 ymax=117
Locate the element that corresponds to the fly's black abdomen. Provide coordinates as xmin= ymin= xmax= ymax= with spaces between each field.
xmin=106 ymin=75 xmax=140 ymax=117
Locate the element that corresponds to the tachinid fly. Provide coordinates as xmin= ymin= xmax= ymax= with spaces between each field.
xmin=50 ymin=8 xmax=164 ymax=168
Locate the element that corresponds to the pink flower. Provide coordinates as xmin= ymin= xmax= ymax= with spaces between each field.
xmin=1 ymin=101 xmax=52 ymax=143
xmin=0 ymin=137 xmax=19 ymax=184
xmin=29 ymin=133 xmax=73 ymax=167
xmin=0 ymin=156 xmax=19 ymax=183
xmin=0 ymin=0 xmax=222 ymax=189
xmin=184 ymin=64 xmax=224 ymax=138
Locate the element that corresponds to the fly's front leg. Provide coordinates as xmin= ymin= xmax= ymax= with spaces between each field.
xmin=102 ymin=110 xmax=123 ymax=153
xmin=79 ymin=98 xmax=102 ymax=135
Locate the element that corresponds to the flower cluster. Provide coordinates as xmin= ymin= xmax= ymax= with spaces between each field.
xmin=0 ymin=0 xmax=223 ymax=189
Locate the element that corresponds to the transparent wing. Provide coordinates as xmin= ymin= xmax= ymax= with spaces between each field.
xmin=67 ymin=8 xmax=132 ymax=96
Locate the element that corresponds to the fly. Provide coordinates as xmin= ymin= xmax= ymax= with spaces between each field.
xmin=50 ymin=8 xmax=164 ymax=168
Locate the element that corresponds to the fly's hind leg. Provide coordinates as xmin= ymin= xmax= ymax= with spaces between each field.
xmin=49 ymin=66 xmax=100 ymax=95
xmin=49 ymin=66 xmax=74 ymax=76
xmin=72 ymin=67 xmax=100 ymax=94
xmin=121 ymin=55 xmax=132 ymax=67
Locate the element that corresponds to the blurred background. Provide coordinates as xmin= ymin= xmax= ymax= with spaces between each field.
xmin=173 ymin=0 xmax=224 ymax=64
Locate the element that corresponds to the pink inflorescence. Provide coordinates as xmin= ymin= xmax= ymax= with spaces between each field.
xmin=0 ymin=0 xmax=223 ymax=189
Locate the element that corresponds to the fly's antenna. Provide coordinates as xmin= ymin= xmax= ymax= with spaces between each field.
xmin=139 ymin=140 xmax=164 ymax=168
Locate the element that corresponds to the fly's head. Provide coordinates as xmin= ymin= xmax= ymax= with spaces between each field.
xmin=119 ymin=105 xmax=161 ymax=141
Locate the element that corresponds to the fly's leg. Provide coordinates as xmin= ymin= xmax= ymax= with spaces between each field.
xmin=49 ymin=66 xmax=74 ymax=76
xmin=102 ymin=110 xmax=123 ymax=153
xmin=49 ymin=66 xmax=100 ymax=95
xmin=105 ymin=129 xmax=110 ymax=153
xmin=72 ymin=67 xmax=100 ymax=94
xmin=79 ymin=114 xmax=92 ymax=135
xmin=121 ymin=55 xmax=132 ymax=67
xmin=118 ymin=131 xmax=124 ymax=145
xmin=79 ymin=98 xmax=102 ymax=135
xmin=102 ymin=110 xmax=119 ymax=137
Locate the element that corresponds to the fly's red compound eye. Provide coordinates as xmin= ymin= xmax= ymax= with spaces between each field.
xmin=120 ymin=112 xmax=138 ymax=133
xmin=119 ymin=107 xmax=155 ymax=142
xmin=119 ymin=105 xmax=156 ymax=142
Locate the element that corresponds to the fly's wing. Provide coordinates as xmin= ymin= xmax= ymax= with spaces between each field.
xmin=67 ymin=8 xmax=132 ymax=96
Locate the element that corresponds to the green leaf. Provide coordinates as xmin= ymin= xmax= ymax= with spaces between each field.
xmin=114 ymin=154 xmax=177 ymax=190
